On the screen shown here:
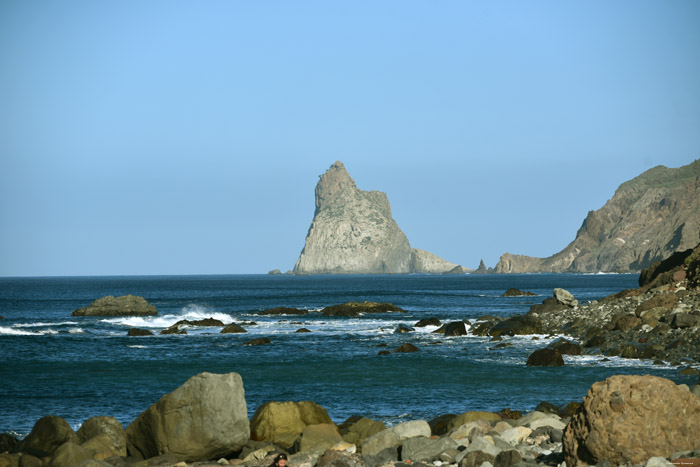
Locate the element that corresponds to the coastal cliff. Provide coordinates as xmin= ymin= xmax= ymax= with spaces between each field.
xmin=495 ymin=159 xmax=700 ymax=273
xmin=293 ymin=162 xmax=466 ymax=274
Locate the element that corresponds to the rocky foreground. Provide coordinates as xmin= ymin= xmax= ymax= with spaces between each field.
xmin=1 ymin=371 xmax=699 ymax=467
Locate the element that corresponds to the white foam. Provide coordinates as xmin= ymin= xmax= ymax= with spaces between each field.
xmin=127 ymin=345 xmax=148 ymax=349
xmin=102 ymin=304 xmax=236 ymax=329
xmin=68 ymin=328 xmax=84 ymax=334
xmin=0 ymin=326 xmax=39 ymax=336
xmin=14 ymin=321 xmax=80 ymax=328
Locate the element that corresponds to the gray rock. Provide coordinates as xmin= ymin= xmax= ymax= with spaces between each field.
xmin=401 ymin=436 xmax=458 ymax=463
xmin=459 ymin=449 xmax=496 ymax=467
xmin=465 ymin=436 xmax=501 ymax=458
xmin=553 ymin=289 xmax=578 ymax=307
xmin=362 ymin=420 xmax=430 ymax=456
xmin=644 ymin=457 xmax=675 ymax=467
xmin=494 ymin=449 xmax=522 ymax=467
xmin=670 ymin=312 xmax=700 ymax=328
xmin=126 ymin=372 xmax=249 ymax=462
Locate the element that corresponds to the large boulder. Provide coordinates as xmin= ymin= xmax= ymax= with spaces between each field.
xmin=50 ymin=441 xmax=93 ymax=467
xmin=72 ymin=295 xmax=157 ymax=317
xmin=563 ymin=375 xmax=700 ymax=466
xmin=362 ymin=420 xmax=431 ymax=456
xmin=489 ymin=315 xmax=542 ymax=337
xmin=553 ymin=288 xmax=578 ymax=307
xmin=126 ymin=372 xmax=249 ymax=462
xmin=77 ymin=416 xmax=126 ymax=460
xmin=321 ymin=302 xmax=404 ymax=317
xmin=339 ymin=417 xmax=386 ymax=449
xmin=18 ymin=415 xmax=79 ymax=457
xmin=295 ymin=424 xmax=343 ymax=453
xmin=250 ymin=401 xmax=333 ymax=450
xmin=444 ymin=321 xmax=468 ymax=337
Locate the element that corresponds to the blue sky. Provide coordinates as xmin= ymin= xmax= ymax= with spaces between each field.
xmin=1 ymin=1 xmax=699 ymax=276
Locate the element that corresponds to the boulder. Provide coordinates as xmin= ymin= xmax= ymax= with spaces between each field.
xmin=526 ymin=348 xmax=564 ymax=366
xmin=494 ymin=449 xmax=522 ymax=467
xmin=671 ymin=312 xmax=700 ymax=329
xmin=0 ymin=453 xmax=18 ymax=467
xmin=126 ymin=372 xmax=249 ymax=462
xmin=610 ymin=313 xmax=642 ymax=331
xmin=250 ymin=401 xmax=333 ymax=450
xmin=563 ymin=375 xmax=700 ymax=466
xmin=448 ymin=412 xmax=501 ymax=432
xmin=339 ymin=417 xmax=386 ymax=449
xmin=18 ymin=415 xmax=79 ymax=457
xmin=295 ymin=424 xmax=343 ymax=453
xmin=72 ymin=295 xmax=157 ymax=317
xmin=362 ymin=420 xmax=431 ymax=456
xmin=317 ymin=449 xmax=365 ymax=467
xmin=0 ymin=433 xmax=18 ymax=454
xmin=402 ymin=436 xmax=458 ymax=463
xmin=635 ymin=293 xmax=679 ymax=315
xmin=295 ymin=328 xmax=312 ymax=333
xmin=50 ymin=441 xmax=93 ymax=467
xmin=528 ymin=297 xmax=569 ymax=315
xmin=459 ymin=449 xmax=495 ymax=467
xmin=464 ymin=436 xmax=501 ymax=457
xmin=553 ymin=288 xmax=578 ymax=307
xmin=221 ymin=323 xmax=247 ymax=334
xmin=428 ymin=414 xmax=457 ymax=436
xmin=127 ymin=328 xmax=153 ymax=337
xmin=77 ymin=416 xmax=126 ymax=459
xmin=444 ymin=321 xmax=468 ymax=337
xmin=321 ymin=302 xmax=404 ymax=317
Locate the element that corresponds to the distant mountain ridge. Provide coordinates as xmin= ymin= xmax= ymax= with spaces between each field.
xmin=495 ymin=159 xmax=700 ymax=273
xmin=293 ymin=161 xmax=467 ymax=274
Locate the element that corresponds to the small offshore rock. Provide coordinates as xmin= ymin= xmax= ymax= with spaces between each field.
xmin=243 ymin=337 xmax=271 ymax=346
xmin=444 ymin=321 xmax=468 ymax=337
xmin=127 ymin=328 xmax=153 ymax=337
xmin=415 ymin=318 xmax=441 ymax=327
xmin=72 ymin=295 xmax=157 ymax=317
xmin=394 ymin=343 xmax=419 ymax=353
xmin=526 ymin=348 xmax=564 ymax=366
xmin=259 ymin=307 xmax=308 ymax=316
xmin=321 ymin=301 xmax=404 ymax=317
xmin=221 ymin=323 xmax=247 ymax=334
xmin=394 ymin=324 xmax=414 ymax=334
xmin=501 ymin=289 xmax=536 ymax=297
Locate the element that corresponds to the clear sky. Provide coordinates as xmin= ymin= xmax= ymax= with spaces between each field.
xmin=1 ymin=1 xmax=699 ymax=276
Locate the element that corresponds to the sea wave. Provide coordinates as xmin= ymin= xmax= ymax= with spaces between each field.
xmin=14 ymin=321 xmax=80 ymax=328
xmin=0 ymin=326 xmax=58 ymax=336
xmin=101 ymin=304 xmax=236 ymax=329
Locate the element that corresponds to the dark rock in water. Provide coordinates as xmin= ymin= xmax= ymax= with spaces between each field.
xmin=501 ymin=288 xmax=536 ymax=297
xmin=563 ymin=375 xmax=700 ymax=466
xmin=679 ymin=366 xmax=700 ymax=376
xmin=528 ymin=297 xmax=568 ymax=315
xmin=469 ymin=320 xmax=496 ymax=336
xmin=243 ymin=337 xmax=271 ymax=346
xmin=490 ymin=315 xmax=542 ymax=337
xmin=526 ymin=348 xmax=564 ymax=366
xmin=259 ymin=307 xmax=308 ymax=315
xmin=432 ymin=324 xmax=446 ymax=334
xmin=295 ymin=328 xmax=312 ymax=333
xmin=394 ymin=324 xmax=414 ymax=334
xmin=378 ymin=350 xmax=391 ymax=356
xmin=415 ymin=317 xmax=441 ymax=327
xmin=0 ymin=432 xmax=19 ymax=454
xmin=321 ymin=301 xmax=404 ymax=317
xmin=394 ymin=343 xmax=419 ymax=353
xmin=72 ymin=295 xmax=157 ymax=317
xmin=18 ymin=415 xmax=79 ymax=457
xmin=428 ymin=414 xmax=457 ymax=436
xmin=221 ymin=323 xmax=247 ymax=334
xmin=268 ymin=269 xmax=282 ymax=275
xmin=160 ymin=326 xmax=186 ymax=335
xmin=127 ymin=328 xmax=153 ymax=337
xmin=550 ymin=338 xmax=582 ymax=356
xmin=172 ymin=318 xmax=225 ymax=327
xmin=126 ymin=372 xmax=249 ymax=462
xmin=444 ymin=321 xmax=467 ymax=337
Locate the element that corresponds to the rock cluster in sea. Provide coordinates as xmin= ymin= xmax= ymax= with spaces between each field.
xmin=2 ymin=371 xmax=699 ymax=467
xmin=72 ymin=295 xmax=157 ymax=317
xmin=293 ymin=161 xmax=468 ymax=274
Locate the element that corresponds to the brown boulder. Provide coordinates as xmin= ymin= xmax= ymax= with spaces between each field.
xmin=320 ymin=301 xmax=404 ymax=317
xmin=295 ymin=424 xmax=343 ymax=453
xmin=77 ymin=416 xmax=126 ymax=459
xmin=250 ymin=401 xmax=334 ymax=450
xmin=221 ymin=323 xmax=247 ymax=334
xmin=127 ymin=328 xmax=153 ymax=337
xmin=18 ymin=416 xmax=78 ymax=457
xmin=635 ymin=293 xmax=678 ymax=316
xmin=563 ymin=375 xmax=700 ymax=466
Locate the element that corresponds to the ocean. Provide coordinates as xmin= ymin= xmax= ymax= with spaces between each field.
xmin=0 ymin=273 xmax=691 ymax=438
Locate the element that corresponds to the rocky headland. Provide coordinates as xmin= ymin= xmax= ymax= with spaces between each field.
xmin=293 ymin=162 xmax=468 ymax=274
xmin=495 ymin=159 xmax=700 ymax=273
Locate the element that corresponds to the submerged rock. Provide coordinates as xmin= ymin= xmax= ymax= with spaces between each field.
xmin=502 ymin=288 xmax=537 ymax=297
xmin=526 ymin=348 xmax=564 ymax=366
xmin=321 ymin=301 xmax=404 ymax=317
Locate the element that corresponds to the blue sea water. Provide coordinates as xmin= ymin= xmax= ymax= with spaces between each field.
xmin=0 ymin=274 xmax=692 ymax=437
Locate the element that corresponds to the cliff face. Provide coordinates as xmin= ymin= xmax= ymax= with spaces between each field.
xmin=293 ymin=162 xmax=465 ymax=274
xmin=495 ymin=159 xmax=700 ymax=273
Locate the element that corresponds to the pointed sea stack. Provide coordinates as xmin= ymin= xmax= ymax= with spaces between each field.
xmin=293 ymin=162 xmax=465 ymax=274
